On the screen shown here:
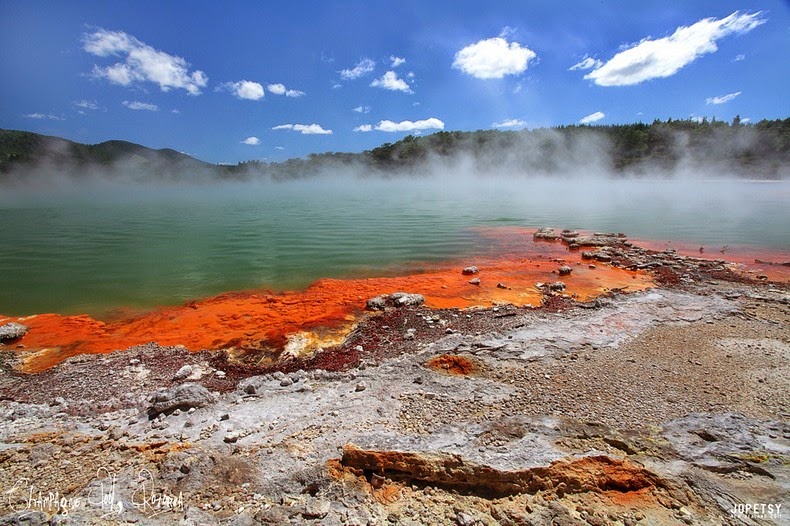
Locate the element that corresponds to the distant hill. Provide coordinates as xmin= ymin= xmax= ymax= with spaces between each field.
xmin=0 ymin=129 xmax=213 ymax=183
xmin=3 ymin=117 xmax=789 ymax=184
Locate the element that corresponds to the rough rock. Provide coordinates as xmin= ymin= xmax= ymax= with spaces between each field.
xmin=558 ymin=265 xmax=572 ymax=276
xmin=462 ymin=266 xmax=480 ymax=275
xmin=147 ymin=382 xmax=215 ymax=418
xmin=468 ymin=278 xmax=481 ymax=286
xmin=173 ymin=364 xmax=193 ymax=381
xmin=366 ymin=292 xmax=425 ymax=310
xmin=0 ymin=322 xmax=28 ymax=342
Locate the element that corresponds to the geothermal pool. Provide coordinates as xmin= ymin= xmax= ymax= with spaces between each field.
xmin=0 ymin=177 xmax=788 ymax=317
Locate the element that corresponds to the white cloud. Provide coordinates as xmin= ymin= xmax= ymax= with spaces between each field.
xmin=583 ymin=11 xmax=765 ymax=86
xmin=370 ymin=71 xmax=412 ymax=92
xmin=275 ymin=146 xmax=285 ymax=150
xmin=340 ymin=58 xmax=375 ymax=80
xmin=568 ymin=55 xmax=603 ymax=71
xmin=733 ymin=54 xmax=746 ymax=62
xmin=492 ymin=118 xmax=527 ymax=129
xmin=223 ymin=80 xmax=265 ymax=100
xmin=123 ymin=100 xmax=158 ymax=111
xmin=24 ymin=113 xmax=62 ymax=120
xmin=272 ymin=123 xmax=333 ymax=135
xmin=73 ymin=100 xmax=99 ymax=110
xmin=267 ymin=83 xmax=286 ymax=95
xmin=706 ymin=91 xmax=741 ymax=105
xmin=365 ymin=118 xmax=445 ymax=132
xmin=241 ymin=136 xmax=260 ymax=145
xmin=267 ymin=83 xmax=305 ymax=97
xmin=452 ymin=37 xmax=537 ymax=79
xmin=579 ymin=111 xmax=605 ymax=124
xmin=390 ymin=56 xmax=406 ymax=68
xmin=353 ymin=105 xmax=371 ymax=114
xmin=353 ymin=124 xmax=373 ymax=132
xmin=740 ymin=117 xmax=751 ymax=124
xmin=83 ymin=28 xmax=208 ymax=95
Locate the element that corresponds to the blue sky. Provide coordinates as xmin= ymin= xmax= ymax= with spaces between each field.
xmin=1 ymin=1 xmax=788 ymax=164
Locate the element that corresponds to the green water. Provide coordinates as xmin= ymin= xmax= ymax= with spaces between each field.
xmin=1 ymin=177 xmax=788 ymax=317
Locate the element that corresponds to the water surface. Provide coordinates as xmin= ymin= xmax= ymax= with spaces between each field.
xmin=1 ymin=177 xmax=787 ymax=317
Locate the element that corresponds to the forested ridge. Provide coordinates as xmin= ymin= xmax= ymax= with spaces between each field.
xmin=2 ymin=117 xmax=789 ymax=182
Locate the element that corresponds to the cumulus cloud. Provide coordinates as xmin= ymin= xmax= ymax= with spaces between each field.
xmin=358 ymin=118 xmax=445 ymax=132
xmin=370 ymin=71 xmax=412 ymax=92
xmin=492 ymin=118 xmax=527 ymax=129
xmin=579 ymin=111 xmax=605 ymax=124
xmin=353 ymin=105 xmax=371 ymax=114
xmin=706 ymin=91 xmax=741 ymax=105
xmin=123 ymin=100 xmax=158 ymax=111
xmin=340 ymin=58 xmax=375 ymax=80
xmin=83 ymin=28 xmax=208 ymax=95
xmin=241 ymin=136 xmax=260 ymax=145
xmin=267 ymin=83 xmax=305 ymax=97
xmin=272 ymin=123 xmax=333 ymax=135
xmin=583 ymin=11 xmax=765 ymax=86
xmin=568 ymin=55 xmax=603 ymax=71
xmin=221 ymin=80 xmax=265 ymax=100
xmin=24 ymin=113 xmax=62 ymax=120
xmin=452 ymin=37 xmax=536 ymax=79
xmin=390 ymin=56 xmax=406 ymax=68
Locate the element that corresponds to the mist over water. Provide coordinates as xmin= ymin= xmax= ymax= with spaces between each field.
xmin=0 ymin=175 xmax=788 ymax=317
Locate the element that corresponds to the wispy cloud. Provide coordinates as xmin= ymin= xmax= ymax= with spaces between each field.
xmin=582 ymin=11 xmax=765 ymax=86
xmin=452 ymin=37 xmax=536 ymax=79
xmin=221 ymin=80 xmax=265 ymax=100
xmin=340 ymin=58 xmax=375 ymax=80
xmin=353 ymin=105 xmax=371 ymax=114
xmin=370 ymin=71 xmax=412 ymax=93
xmin=492 ymin=118 xmax=527 ymax=129
xmin=568 ymin=55 xmax=603 ymax=71
xmin=241 ymin=136 xmax=260 ymax=145
xmin=579 ymin=111 xmax=605 ymax=124
xmin=355 ymin=118 xmax=445 ymax=133
xmin=390 ymin=56 xmax=406 ymax=68
xmin=123 ymin=100 xmax=158 ymax=111
xmin=706 ymin=91 xmax=741 ymax=105
xmin=24 ymin=113 xmax=63 ymax=120
xmin=82 ymin=28 xmax=208 ymax=95
xmin=272 ymin=123 xmax=333 ymax=135
xmin=733 ymin=54 xmax=746 ymax=62
xmin=73 ymin=99 xmax=100 ymax=111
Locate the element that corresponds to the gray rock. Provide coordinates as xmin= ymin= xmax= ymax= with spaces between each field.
xmin=558 ymin=266 xmax=573 ymax=276
xmin=390 ymin=292 xmax=425 ymax=307
xmin=147 ymin=383 xmax=215 ymax=419
xmin=469 ymin=278 xmax=481 ymax=286
xmin=355 ymin=382 xmax=367 ymax=392
xmin=549 ymin=281 xmax=566 ymax=292
xmin=365 ymin=295 xmax=388 ymax=310
xmin=462 ymin=266 xmax=479 ymax=275
xmin=0 ymin=322 xmax=28 ymax=342
xmin=173 ymin=364 xmax=193 ymax=381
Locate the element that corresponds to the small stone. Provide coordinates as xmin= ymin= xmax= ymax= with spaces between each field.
xmin=173 ymin=364 xmax=193 ymax=381
xmin=496 ymin=283 xmax=508 ymax=289
xmin=355 ymin=382 xmax=367 ymax=392
xmin=558 ymin=266 xmax=572 ymax=276
xmin=469 ymin=278 xmax=481 ymax=286
xmin=280 ymin=377 xmax=293 ymax=387
xmin=215 ymin=370 xmax=226 ymax=379
xmin=462 ymin=266 xmax=480 ymax=275
xmin=0 ymin=322 xmax=28 ymax=342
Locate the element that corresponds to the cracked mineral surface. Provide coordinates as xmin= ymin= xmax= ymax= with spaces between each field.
xmin=0 ymin=232 xmax=788 ymax=525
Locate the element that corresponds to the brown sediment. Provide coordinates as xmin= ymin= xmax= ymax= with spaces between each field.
xmin=425 ymin=354 xmax=479 ymax=376
xmin=2 ymin=229 xmax=655 ymax=373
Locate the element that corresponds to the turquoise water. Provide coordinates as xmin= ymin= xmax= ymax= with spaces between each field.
xmin=1 ymin=177 xmax=788 ymax=317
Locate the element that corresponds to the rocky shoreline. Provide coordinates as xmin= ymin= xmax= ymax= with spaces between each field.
xmin=0 ymin=230 xmax=788 ymax=525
